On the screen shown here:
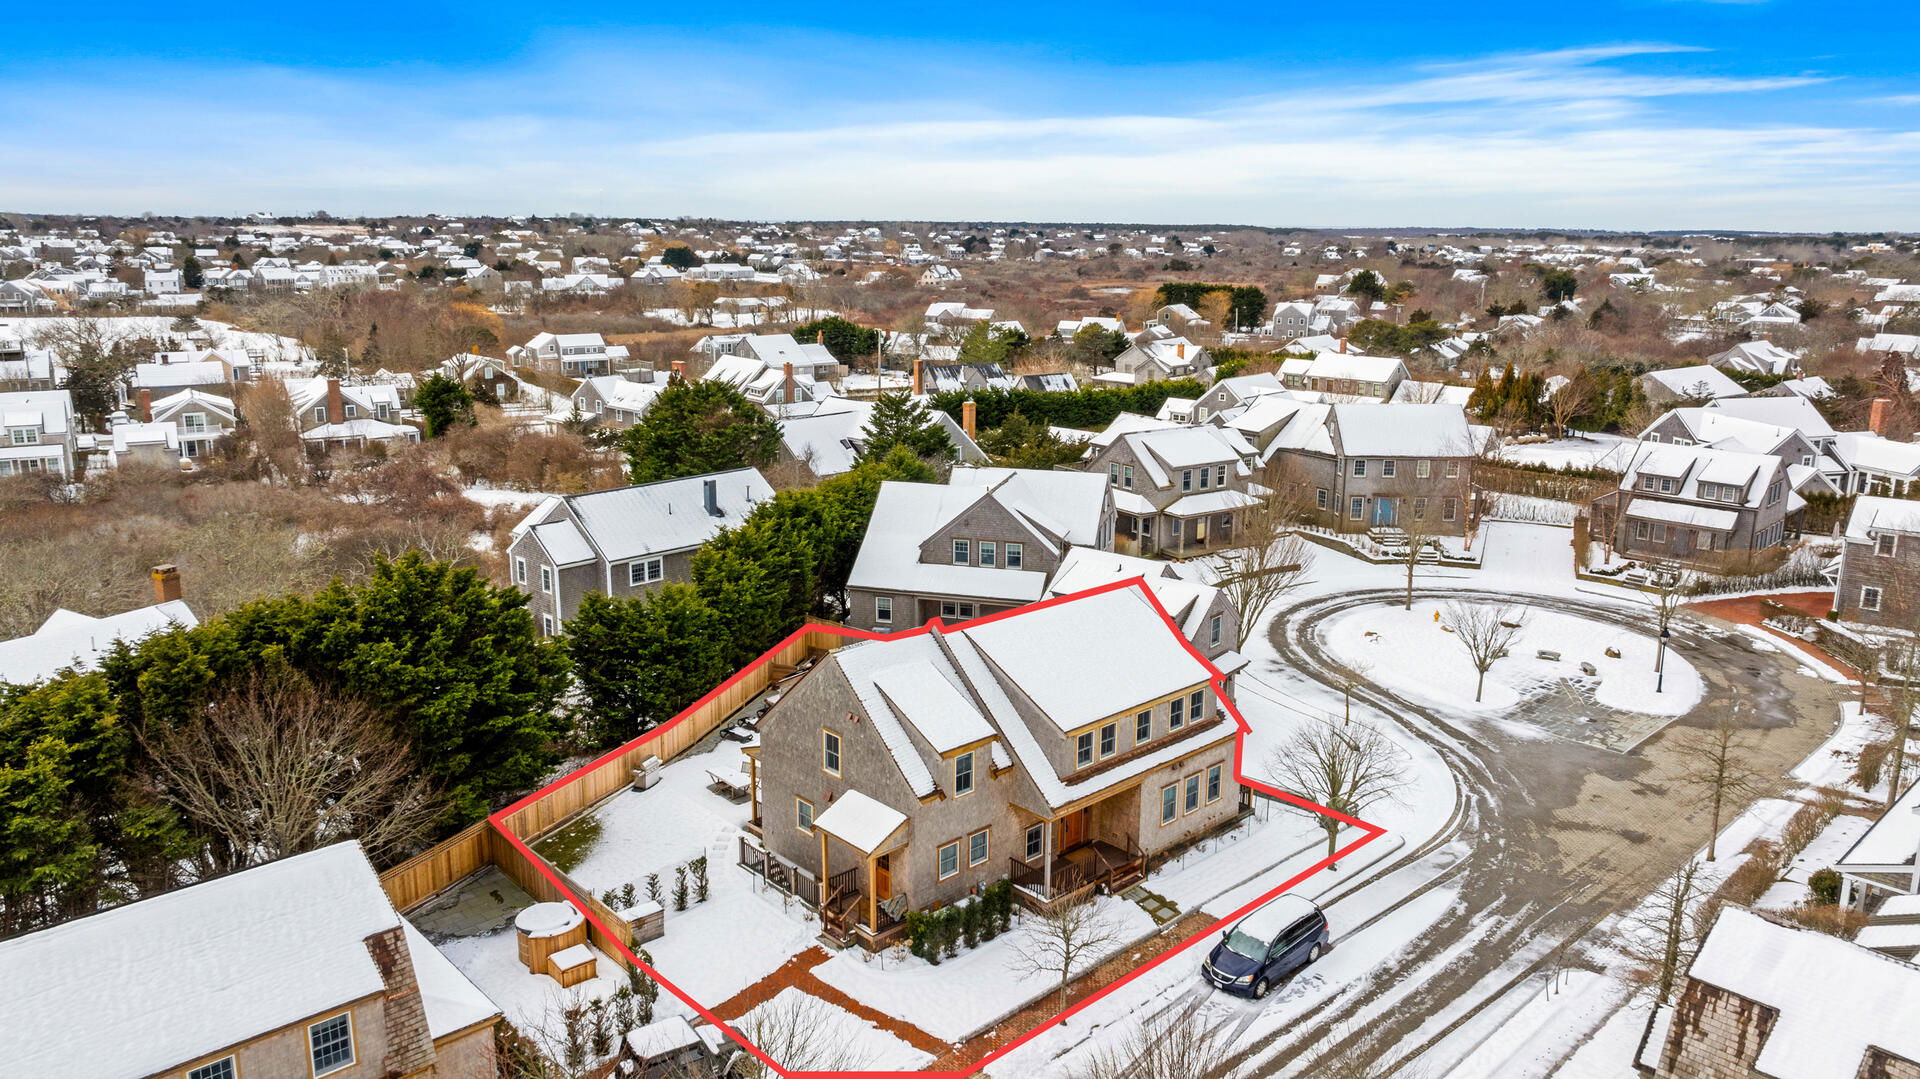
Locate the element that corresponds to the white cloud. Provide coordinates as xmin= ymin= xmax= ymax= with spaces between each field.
xmin=0 ymin=42 xmax=1910 ymax=230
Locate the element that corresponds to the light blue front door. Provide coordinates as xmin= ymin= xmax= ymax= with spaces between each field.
xmin=1371 ymin=497 xmax=1397 ymax=527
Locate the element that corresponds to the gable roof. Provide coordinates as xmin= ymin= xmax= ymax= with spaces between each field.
xmin=0 ymin=599 xmax=196 ymax=686
xmin=1645 ymin=364 xmax=1746 ymax=400
xmin=1329 ymin=403 xmax=1472 ymax=457
xmin=514 ymin=468 xmax=774 ymax=565
xmin=846 ymin=481 xmax=1053 ymax=604
xmin=1844 ymin=495 xmax=1920 ymax=542
xmin=0 ymin=842 xmax=496 ymax=1078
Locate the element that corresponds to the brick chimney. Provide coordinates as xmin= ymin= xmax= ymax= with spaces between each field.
xmin=962 ymin=399 xmax=977 ymax=440
xmin=364 ymin=926 xmax=437 ymax=1076
xmin=151 ymin=564 xmax=181 ymax=604
xmin=1177 ymin=343 xmax=1186 ymax=360
xmin=784 ymin=362 xmax=796 ymax=404
xmin=670 ymin=359 xmax=687 ymax=381
xmin=912 ymin=358 xmax=923 ymax=395
xmin=1338 ymin=336 xmax=1348 ymax=353
xmin=1871 ymin=397 xmax=1892 ymax=437
xmin=138 ymin=388 xmax=153 ymax=423
xmin=326 ymin=378 xmax=345 ymax=424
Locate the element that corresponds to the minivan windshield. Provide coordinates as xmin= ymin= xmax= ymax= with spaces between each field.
xmin=1223 ymin=927 xmax=1268 ymax=960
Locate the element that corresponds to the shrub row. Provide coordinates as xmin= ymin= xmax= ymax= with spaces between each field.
xmin=906 ymin=880 xmax=1015 ymax=963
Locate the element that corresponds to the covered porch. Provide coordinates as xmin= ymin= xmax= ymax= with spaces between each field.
xmin=1007 ymin=789 xmax=1146 ymax=908
xmin=813 ymin=790 xmax=912 ymax=950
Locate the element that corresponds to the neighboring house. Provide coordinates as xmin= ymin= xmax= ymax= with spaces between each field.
xmin=918 ymin=264 xmax=962 ymax=287
xmin=0 ymin=388 xmax=77 ymax=477
xmin=744 ymin=583 xmax=1243 ymax=950
xmin=1708 ymin=339 xmax=1802 ymax=377
xmin=1105 ymin=334 xmax=1206 ymax=385
xmin=1834 ymin=496 xmax=1920 ymax=631
xmin=1054 ymin=316 xmax=1125 ymax=338
xmin=1267 ymin=300 xmax=1316 ymax=337
xmin=1640 ymin=405 xmax=1837 ymax=496
xmin=570 ymin=373 xmax=664 ymax=429
xmin=1641 ymin=364 xmax=1748 ymax=404
xmin=1835 ymin=778 xmax=1920 ymax=906
xmin=1282 ymin=351 xmax=1407 ymax=402
xmin=1189 ymin=372 xmax=1287 ymax=424
xmin=1829 ymin=432 xmax=1920 ymax=497
xmin=507 ymin=468 xmax=774 ymax=635
xmin=101 ymin=417 xmax=183 ymax=468
xmin=1591 ymin=442 xmax=1793 ymax=562
xmin=1018 ymin=371 xmax=1079 ymax=393
xmin=0 ymin=566 xmax=195 ymax=686
xmin=288 ymin=377 xmax=419 ymax=448
xmin=1080 ymin=424 xmax=1262 ymax=555
xmin=130 ymin=349 xmax=254 ymax=398
xmin=1649 ymin=905 xmax=1920 ymax=1079
xmin=0 ymin=842 xmax=501 ymax=1079
xmin=701 ymin=333 xmax=841 ymax=408
xmin=845 ymin=467 xmax=1116 ymax=628
xmin=507 ymin=332 xmax=629 ymax=378
xmin=144 ymin=388 xmax=238 ymax=459
xmin=775 ymin=395 xmax=982 ymax=479
xmin=0 ymin=337 xmax=57 ymax=390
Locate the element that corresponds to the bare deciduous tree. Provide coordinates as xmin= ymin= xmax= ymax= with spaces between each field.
xmin=1010 ymin=894 xmax=1122 ymax=1016
xmin=732 ymin=990 xmax=874 ymax=1077
xmin=1213 ymin=477 xmax=1314 ymax=643
xmin=1622 ymin=858 xmax=1711 ymax=1005
xmin=1269 ymin=717 xmax=1408 ymax=865
xmin=142 ymin=671 xmax=440 ymax=872
xmin=1674 ymin=713 xmax=1769 ymax=861
xmin=1445 ymin=602 xmax=1527 ymax=702
xmin=1073 ymin=1005 xmax=1246 ymax=1079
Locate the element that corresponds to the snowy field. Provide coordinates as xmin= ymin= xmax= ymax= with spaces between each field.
xmin=734 ymin=987 xmax=933 ymax=1072
xmin=1320 ymin=601 xmax=1704 ymax=718
xmin=1496 ymin=433 xmax=1633 ymax=472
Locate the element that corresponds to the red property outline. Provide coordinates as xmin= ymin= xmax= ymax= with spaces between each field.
xmin=491 ymin=576 xmax=1386 ymax=1077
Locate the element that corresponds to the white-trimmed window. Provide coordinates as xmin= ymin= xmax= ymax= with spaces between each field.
xmin=377 ymin=403 xmax=391 ymax=420
xmin=1170 ymin=696 xmax=1185 ymax=730
xmin=1349 ymin=497 xmax=1364 ymax=520
xmin=1209 ymin=615 xmax=1222 ymax=646
xmin=954 ymin=751 xmax=975 ymax=796
xmin=938 ymin=840 xmax=960 ymax=879
xmin=309 ymin=1012 xmax=355 ymax=1077
xmin=541 ymin=615 xmax=555 ymax=637
xmin=1190 ymin=689 xmax=1205 ymax=720
xmin=513 ymin=557 xmax=527 ymax=585
xmin=1216 ymin=464 xmax=1227 ymax=487
xmin=968 ymin=827 xmax=990 ymax=867
xmin=875 ymin=595 xmax=893 ymax=623
xmin=1317 ymin=488 xmax=1329 ymax=509
xmin=1099 ymin=723 xmax=1117 ymax=758
xmin=1160 ymin=783 xmax=1178 ymax=825
xmin=1198 ymin=467 xmax=1211 ymax=490
xmin=539 ymin=565 xmax=553 ymax=594
xmin=1181 ymin=469 xmax=1193 ymax=492
xmin=1416 ymin=459 xmax=1432 ymax=479
xmin=1076 ymin=731 xmax=1094 ymax=766
xmin=313 ymin=405 xmax=328 ymax=423
xmin=182 ymin=412 xmax=208 ymax=433
xmin=979 ymin=541 xmax=997 ymax=567
xmin=1136 ymin=709 xmax=1152 ymax=743
xmin=1184 ymin=774 xmax=1202 ymax=814
xmin=940 ymin=600 xmax=975 ymax=620
xmin=952 ymin=539 xmax=970 ymax=565
xmin=822 ymin=729 xmax=842 ymax=775
xmin=1122 ymin=464 xmax=1134 ymax=489
xmin=1445 ymin=461 xmax=1461 ymax=479
xmin=187 ymin=1058 xmax=236 ymax=1079
xmin=1382 ymin=460 xmax=1397 ymax=478
xmin=1413 ymin=497 xmax=1429 ymax=519
xmin=1352 ymin=459 xmax=1367 ymax=477
xmin=1878 ymin=534 xmax=1898 ymax=557
xmin=1025 ymin=823 xmax=1045 ymax=860
xmin=1863 ymin=586 xmax=1884 ymax=612
xmin=1108 ymin=463 xmax=1119 ymax=485
xmin=1442 ymin=498 xmax=1459 ymax=522
xmin=1006 ymin=542 xmax=1023 ymax=569
xmin=342 ymin=403 xmax=358 ymax=419
xmin=1207 ymin=764 xmax=1224 ymax=804
xmin=8 ymin=426 xmax=38 ymax=445
xmin=628 ymin=558 xmax=663 ymax=586
xmin=797 ymin=797 xmax=815 ymax=833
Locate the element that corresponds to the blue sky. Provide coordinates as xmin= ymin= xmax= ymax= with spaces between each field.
xmin=4 ymin=1 xmax=1917 ymax=229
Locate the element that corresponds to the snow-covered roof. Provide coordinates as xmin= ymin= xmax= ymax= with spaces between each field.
xmin=1088 ymin=411 xmax=1183 ymax=448
xmin=0 ymin=599 xmax=196 ymax=686
xmin=812 ymin=789 xmax=910 ymax=853
xmin=1330 ymin=403 xmax=1472 ymax=457
xmin=961 ymin=586 xmax=1211 ymax=733
xmin=1838 ymin=779 xmax=1920 ymax=870
xmin=1045 ymin=548 xmax=1223 ymax=643
xmin=625 ymin=1016 xmax=704 ymax=1060
xmin=846 ymin=482 xmax=1052 ymax=604
xmin=515 ymin=468 xmax=774 ymax=565
xmin=1687 ymin=906 xmax=1920 ymax=1079
xmin=0 ymin=842 xmax=496 ymax=1078
xmin=1624 ymin=497 xmax=1741 ymax=531
xmin=1644 ymin=364 xmax=1746 ymax=400
xmin=1703 ymin=395 xmax=1836 ymax=438
xmin=1844 ymin=495 xmax=1920 ymax=542
xmin=1832 ymin=433 xmax=1920 ymax=480
xmin=1117 ymin=426 xmax=1256 ymax=488
xmin=1303 ymin=352 xmax=1405 ymax=383
xmin=1165 ymin=490 xmax=1264 ymax=517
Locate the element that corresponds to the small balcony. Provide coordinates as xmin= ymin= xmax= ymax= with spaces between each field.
xmin=1008 ymin=837 xmax=1145 ymax=907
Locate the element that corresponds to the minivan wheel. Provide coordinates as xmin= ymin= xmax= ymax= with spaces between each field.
xmin=1253 ymin=978 xmax=1271 ymax=999
xmin=1307 ymin=943 xmax=1324 ymax=964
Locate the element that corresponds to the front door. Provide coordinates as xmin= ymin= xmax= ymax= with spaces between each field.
xmin=1058 ymin=808 xmax=1091 ymax=852
xmin=1371 ymin=497 xmax=1398 ymax=527
xmin=874 ymin=853 xmax=892 ymax=899
xmin=1191 ymin=516 xmax=1209 ymax=546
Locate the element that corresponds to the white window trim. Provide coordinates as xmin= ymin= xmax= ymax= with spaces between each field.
xmin=628 ymin=557 xmax=664 ymax=586
xmin=186 ymin=1057 xmax=237 ymax=1079
xmin=797 ymin=797 xmax=815 ymax=834
xmin=821 ymin=729 xmax=843 ymax=777
xmin=875 ymin=595 xmax=893 ymax=623
xmin=308 ymin=1011 xmax=356 ymax=1078
xmin=967 ymin=827 xmax=990 ymax=867
xmin=937 ymin=840 xmax=960 ymax=880
xmin=1159 ymin=783 xmax=1178 ymax=825
xmin=954 ymin=751 xmax=975 ymax=796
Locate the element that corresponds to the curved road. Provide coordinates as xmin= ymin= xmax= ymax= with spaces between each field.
xmin=1218 ymin=585 xmax=1844 ymax=1078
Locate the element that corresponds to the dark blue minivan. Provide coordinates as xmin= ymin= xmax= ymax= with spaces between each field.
xmin=1201 ymin=894 xmax=1330 ymax=999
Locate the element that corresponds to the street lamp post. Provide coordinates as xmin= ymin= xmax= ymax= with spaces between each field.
xmin=1656 ymin=626 xmax=1671 ymax=693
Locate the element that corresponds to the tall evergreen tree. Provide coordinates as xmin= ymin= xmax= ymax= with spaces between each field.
xmin=860 ymin=393 xmax=953 ymax=462
xmin=621 ymin=380 xmax=780 ymax=484
xmin=415 ymin=373 xmax=476 ymax=437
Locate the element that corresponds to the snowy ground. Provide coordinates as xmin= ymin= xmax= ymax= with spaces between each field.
xmin=1320 ymin=602 xmax=1704 ymax=719
xmin=733 ymin=987 xmax=933 ymax=1072
xmin=437 ymin=931 xmax=635 ymax=1050
xmin=1497 ymin=433 xmax=1633 ymax=472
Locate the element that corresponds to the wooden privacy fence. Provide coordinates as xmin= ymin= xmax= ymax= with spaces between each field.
xmin=378 ymin=623 xmax=849 ymax=922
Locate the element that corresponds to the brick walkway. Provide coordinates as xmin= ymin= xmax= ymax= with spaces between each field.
xmin=707 ymin=946 xmax=950 ymax=1058
xmin=929 ymin=909 xmax=1220 ymax=1072
xmin=1688 ymin=590 xmax=1863 ymax=681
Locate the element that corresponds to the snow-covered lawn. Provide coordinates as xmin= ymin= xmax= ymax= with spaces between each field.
xmin=437 ymin=930 xmax=634 ymax=1047
xmin=556 ymin=742 xmax=823 ymax=1010
xmin=813 ymin=895 xmax=1156 ymax=1044
xmin=1320 ymin=601 xmax=1704 ymax=717
xmin=734 ymin=987 xmax=932 ymax=1072
xmin=1497 ymin=433 xmax=1632 ymax=472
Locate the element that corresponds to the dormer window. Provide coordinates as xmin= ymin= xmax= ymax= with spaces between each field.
xmin=7 ymin=426 xmax=38 ymax=445
xmin=1181 ymin=469 xmax=1193 ymax=492
xmin=1878 ymin=534 xmax=1898 ymax=557
xmin=1216 ymin=464 xmax=1227 ymax=487
xmin=1170 ymin=696 xmax=1186 ymax=730
xmin=954 ymin=751 xmax=975 ymax=796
